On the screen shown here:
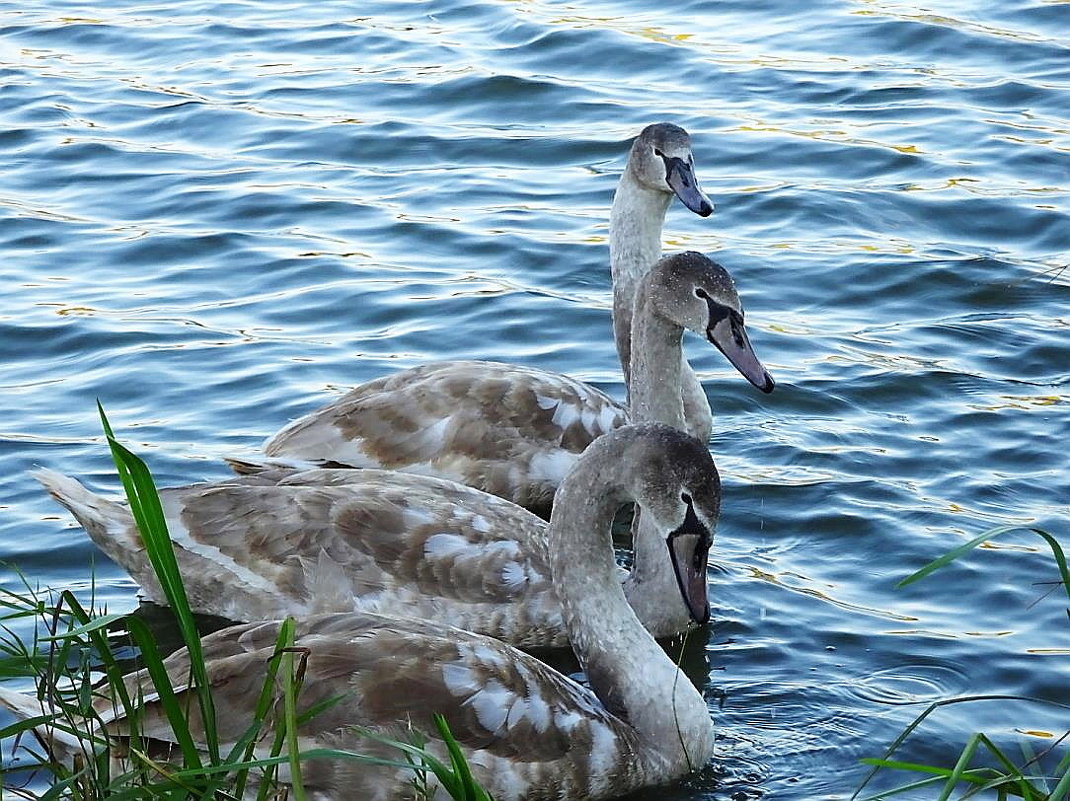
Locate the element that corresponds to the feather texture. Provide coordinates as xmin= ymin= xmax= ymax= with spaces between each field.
xmin=11 ymin=424 xmax=720 ymax=800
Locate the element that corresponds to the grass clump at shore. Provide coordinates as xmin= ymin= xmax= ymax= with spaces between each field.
xmin=855 ymin=526 xmax=1069 ymax=801
xmin=0 ymin=404 xmax=492 ymax=801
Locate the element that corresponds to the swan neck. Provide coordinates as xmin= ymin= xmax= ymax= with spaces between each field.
xmin=628 ymin=285 xmax=685 ymax=429
xmin=549 ymin=439 xmax=714 ymax=776
xmin=610 ymin=170 xmax=672 ymax=378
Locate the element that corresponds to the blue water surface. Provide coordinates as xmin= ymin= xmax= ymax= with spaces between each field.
xmin=2 ymin=1 xmax=1068 ymax=799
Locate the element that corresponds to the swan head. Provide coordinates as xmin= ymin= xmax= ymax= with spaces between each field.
xmin=624 ymin=423 xmax=721 ymax=625
xmin=648 ymin=251 xmax=776 ymax=394
xmin=627 ymin=123 xmax=714 ymax=217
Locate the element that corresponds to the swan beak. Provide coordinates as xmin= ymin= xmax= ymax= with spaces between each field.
xmin=707 ymin=313 xmax=776 ymax=393
xmin=665 ymin=157 xmax=714 ymax=217
xmin=667 ymin=522 xmax=712 ymax=625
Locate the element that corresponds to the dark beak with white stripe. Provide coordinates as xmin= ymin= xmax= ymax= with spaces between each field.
xmin=701 ymin=290 xmax=776 ymax=393
xmin=667 ymin=493 xmax=713 ymax=625
xmin=660 ymin=152 xmax=713 ymax=217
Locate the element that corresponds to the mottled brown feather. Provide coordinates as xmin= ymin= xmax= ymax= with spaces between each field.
xmin=104 ymin=614 xmax=645 ymax=799
xmin=264 ymin=361 xmax=628 ymax=512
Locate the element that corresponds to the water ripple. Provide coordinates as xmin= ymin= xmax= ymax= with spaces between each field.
xmin=2 ymin=2 xmax=1069 ymax=799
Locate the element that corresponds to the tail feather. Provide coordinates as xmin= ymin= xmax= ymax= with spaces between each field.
xmin=32 ymin=468 xmax=143 ymax=575
xmin=0 ymin=687 xmax=91 ymax=764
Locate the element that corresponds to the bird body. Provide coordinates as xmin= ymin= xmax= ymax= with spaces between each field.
xmin=10 ymin=425 xmax=721 ymax=800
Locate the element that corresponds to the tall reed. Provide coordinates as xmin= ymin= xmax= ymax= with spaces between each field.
xmin=0 ymin=405 xmax=493 ymax=800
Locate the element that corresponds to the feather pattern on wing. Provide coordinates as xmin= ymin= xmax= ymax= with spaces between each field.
xmin=106 ymin=613 xmax=646 ymax=801
xmin=37 ymin=468 xmax=568 ymax=647
xmin=264 ymin=361 xmax=627 ymax=514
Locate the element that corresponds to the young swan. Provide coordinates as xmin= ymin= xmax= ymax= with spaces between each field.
xmin=610 ymin=123 xmax=757 ymax=442
xmin=8 ymin=424 xmax=720 ymax=801
xmin=35 ymin=253 xmax=768 ymax=646
xmin=242 ymin=123 xmax=719 ymax=512
xmin=248 ymin=251 xmax=772 ymax=518
xmin=34 ymin=463 xmax=709 ymax=648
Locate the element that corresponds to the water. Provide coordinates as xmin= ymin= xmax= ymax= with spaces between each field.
xmin=2 ymin=1 xmax=1068 ymax=798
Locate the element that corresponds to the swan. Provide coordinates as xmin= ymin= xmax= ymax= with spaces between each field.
xmin=247 ymin=124 xmax=727 ymax=513
xmin=253 ymin=248 xmax=772 ymax=517
xmin=612 ymin=122 xmax=729 ymax=442
xmin=36 ymin=252 xmax=766 ymax=645
xmin=7 ymin=423 xmax=720 ymax=800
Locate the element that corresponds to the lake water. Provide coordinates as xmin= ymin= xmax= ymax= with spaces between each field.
xmin=2 ymin=1 xmax=1068 ymax=799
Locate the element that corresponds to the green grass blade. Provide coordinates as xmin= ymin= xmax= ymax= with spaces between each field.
xmin=1031 ymin=530 xmax=1070 ymax=606
xmin=898 ymin=525 xmax=1069 ymax=603
xmin=853 ymin=695 xmax=1070 ymax=800
xmin=227 ymin=620 xmax=296 ymax=799
xmin=53 ymin=590 xmax=143 ymax=777
xmin=98 ymin=402 xmax=220 ymax=765
xmin=854 ymin=765 xmax=974 ymax=800
xmin=281 ymin=635 xmax=309 ymax=801
xmin=433 ymin=713 xmax=492 ymax=801
xmin=37 ymin=611 xmax=130 ymax=642
xmin=1048 ymin=763 xmax=1070 ymax=801
xmin=256 ymin=619 xmax=301 ymax=801
xmin=897 ymin=527 xmax=1010 ymax=588
xmin=937 ymin=733 xmax=982 ymax=801
xmin=0 ymin=712 xmax=61 ymax=740
xmin=124 ymin=616 xmax=204 ymax=772
xmin=976 ymin=732 xmax=1040 ymax=783
xmin=295 ymin=692 xmax=348 ymax=727
xmin=860 ymin=757 xmax=961 ymax=778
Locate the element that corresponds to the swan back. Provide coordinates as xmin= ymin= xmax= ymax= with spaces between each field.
xmin=108 ymin=612 xmax=648 ymax=800
xmin=35 ymin=466 xmax=577 ymax=646
xmin=263 ymin=360 xmax=628 ymax=515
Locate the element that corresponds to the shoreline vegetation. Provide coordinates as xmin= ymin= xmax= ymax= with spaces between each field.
xmin=0 ymin=405 xmax=492 ymax=801
xmin=855 ymin=526 xmax=1069 ymax=800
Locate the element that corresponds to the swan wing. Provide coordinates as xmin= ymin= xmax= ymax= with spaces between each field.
xmin=106 ymin=613 xmax=644 ymax=800
xmin=154 ymin=471 xmax=564 ymax=644
xmin=263 ymin=361 xmax=627 ymax=510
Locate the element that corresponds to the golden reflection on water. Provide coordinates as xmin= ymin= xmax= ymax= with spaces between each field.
xmin=968 ymin=394 xmax=1065 ymax=412
xmin=850 ymin=1 xmax=1058 ymax=45
xmin=746 ymin=564 xmax=920 ymax=622
xmin=886 ymin=627 xmax=1013 ymax=638
xmin=1017 ymin=729 xmax=1058 ymax=738
xmin=734 ymin=123 xmax=925 ymax=159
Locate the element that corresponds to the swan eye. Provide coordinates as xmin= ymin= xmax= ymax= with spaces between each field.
xmin=653 ymin=147 xmax=664 ymax=157
xmin=694 ymin=287 xmax=710 ymax=300
xmin=680 ymin=492 xmax=693 ymax=505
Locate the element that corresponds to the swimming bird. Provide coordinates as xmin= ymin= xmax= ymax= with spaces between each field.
xmin=245 ymin=124 xmax=727 ymax=511
xmin=9 ymin=424 xmax=720 ymax=800
xmin=253 ymin=249 xmax=772 ymax=517
xmin=36 ymin=252 xmax=765 ymax=644
xmin=611 ymin=122 xmax=723 ymax=442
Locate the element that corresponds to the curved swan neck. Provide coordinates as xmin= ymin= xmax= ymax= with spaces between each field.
xmin=610 ymin=168 xmax=673 ymax=381
xmin=628 ymin=280 xmax=685 ymax=429
xmin=549 ymin=433 xmax=714 ymax=776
